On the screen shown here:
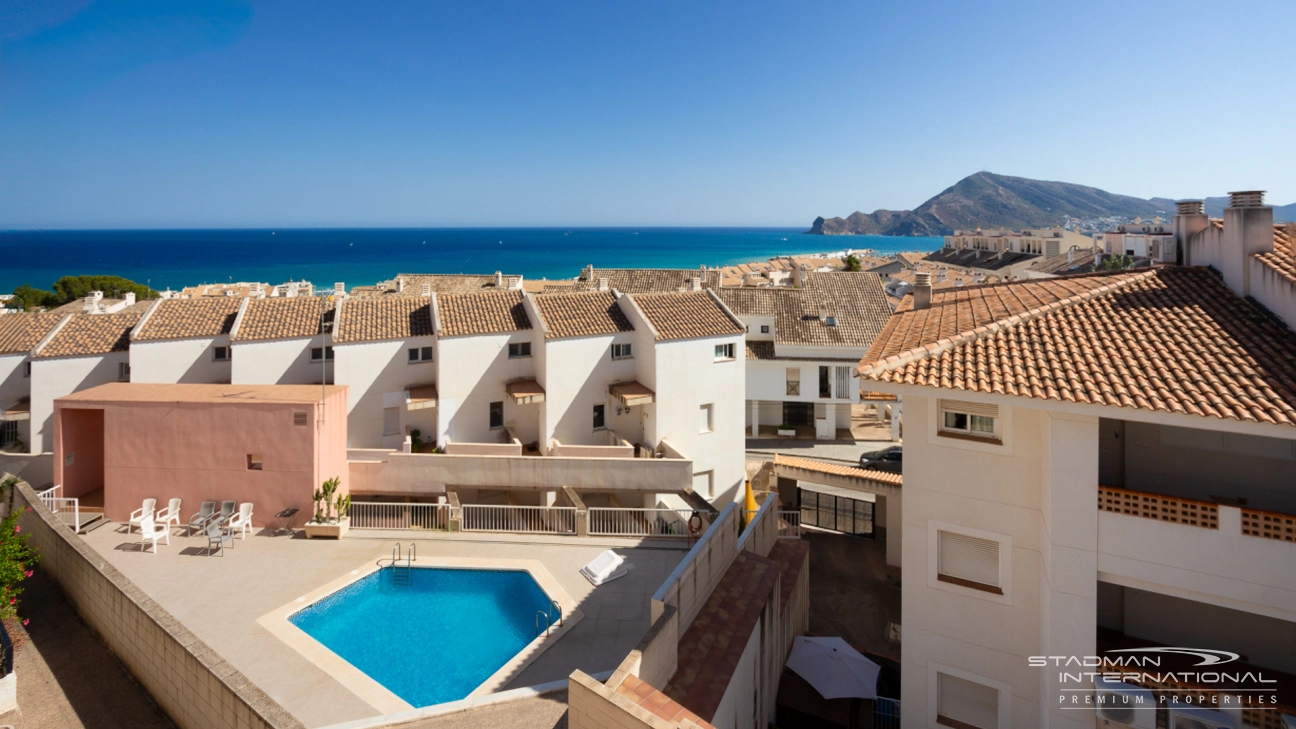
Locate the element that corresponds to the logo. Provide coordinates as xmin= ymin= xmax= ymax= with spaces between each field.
xmin=1107 ymin=647 xmax=1240 ymax=667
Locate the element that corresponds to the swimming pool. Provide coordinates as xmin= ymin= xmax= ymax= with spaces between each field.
xmin=289 ymin=567 xmax=555 ymax=707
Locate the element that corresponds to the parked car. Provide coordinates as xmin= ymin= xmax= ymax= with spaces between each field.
xmin=859 ymin=445 xmax=902 ymax=473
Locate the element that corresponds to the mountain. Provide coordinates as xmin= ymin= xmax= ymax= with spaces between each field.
xmin=809 ymin=172 xmax=1292 ymax=236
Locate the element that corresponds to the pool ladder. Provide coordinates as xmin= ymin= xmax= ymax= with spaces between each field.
xmin=535 ymin=599 xmax=563 ymax=638
xmin=392 ymin=542 xmax=416 ymax=586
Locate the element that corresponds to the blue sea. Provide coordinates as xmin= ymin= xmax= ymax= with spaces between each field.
xmin=0 ymin=228 xmax=942 ymax=293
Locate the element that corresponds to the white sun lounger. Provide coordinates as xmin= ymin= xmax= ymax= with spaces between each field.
xmin=581 ymin=550 xmax=627 ymax=586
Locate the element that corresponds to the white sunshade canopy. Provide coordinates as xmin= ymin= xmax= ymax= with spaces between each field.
xmin=786 ymin=636 xmax=881 ymax=700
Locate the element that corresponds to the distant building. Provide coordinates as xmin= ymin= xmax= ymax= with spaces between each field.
xmin=927 ymin=227 xmax=1095 ymax=278
xmin=1101 ymin=217 xmax=1176 ymax=261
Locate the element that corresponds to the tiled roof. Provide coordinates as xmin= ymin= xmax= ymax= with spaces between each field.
xmin=437 ymin=291 xmax=531 ymax=337
xmin=576 ymin=268 xmax=722 ymax=293
xmin=1256 ymin=225 xmax=1296 ymax=286
xmin=898 ymin=252 xmax=928 ymax=266
xmin=333 ymin=297 xmax=433 ymax=344
xmin=532 ymin=292 xmax=633 ymax=339
xmin=232 ymin=297 xmax=332 ymax=342
xmin=134 ymin=298 xmax=241 ymax=341
xmin=715 ymin=272 xmax=892 ymax=349
xmin=923 ymin=247 xmax=1040 ymax=271
xmin=664 ymin=550 xmax=781 ymax=722
xmin=1028 ymin=248 xmax=1099 ymax=275
xmin=0 ymin=312 xmax=65 ymax=355
xmin=614 ymin=675 xmax=713 ymax=728
xmin=395 ymin=274 xmax=515 ymax=294
xmin=35 ymin=303 xmax=152 ymax=359
xmin=774 ymin=454 xmax=904 ymax=485
xmin=745 ymin=341 xmax=859 ymax=363
xmin=767 ymin=539 xmax=810 ymax=612
xmin=630 ymin=292 xmax=745 ymax=341
xmin=859 ymin=267 xmax=1296 ymax=427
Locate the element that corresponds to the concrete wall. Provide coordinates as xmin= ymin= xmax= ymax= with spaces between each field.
xmin=130 ymin=337 xmax=232 ymax=384
xmin=652 ymin=503 xmax=738 ymax=632
xmin=30 ymin=353 xmax=126 ymax=452
xmin=347 ymin=450 xmax=689 ymax=494
xmin=333 ymin=336 xmax=437 ymax=449
xmin=232 ymin=336 xmax=330 ymax=386
xmin=541 ymin=332 xmax=640 ymax=448
xmin=16 ymin=482 xmax=304 ymax=729
xmin=0 ymin=451 xmax=52 ymax=488
xmin=436 ymin=332 xmax=538 ymax=447
xmin=1251 ymin=254 xmax=1296 ymax=331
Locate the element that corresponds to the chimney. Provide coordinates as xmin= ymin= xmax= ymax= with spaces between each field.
xmin=583 ymin=264 xmax=594 ymax=281
xmin=1067 ymin=248 xmax=1075 ymax=263
xmin=1220 ymin=190 xmax=1274 ymax=298
xmin=334 ymin=282 xmax=345 ymax=297
xmin=913 ymin=272 xmax=932 ymax=311
xmin=396 ymin=277 xmax=405 ymax=293
xmin=597 ymin=277 xmax=609 ymax=292
xmin=1173 ymin=200 xmax=1210 ymax=266
xmin=689 ymin=276 xmax=702 ymax=292
xmin=124 ymin=292 xmax=136 ymax=306
xmin=792 ymin=265 xmax=806 ymax=288
xmin=420 ymin=283 xmax=432 ymax=297
xmin=84 ymin=291 xmax=104 ymax=313
xmin=817 ymin=303 xmax=828 ymax=322
xmin=494 ymin=271 xmax=503 ymax=287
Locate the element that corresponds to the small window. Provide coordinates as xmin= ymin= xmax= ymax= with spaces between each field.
xmin=383 ymin=407 xmax=400 ymax=436
xmin=818 ymin=366 xmax=831 ymax=398
xmin=937 ymin=530 xmax=1002 ymax=594
xmin=23 ymin=361 xmax=31 ymax=378
xmin=489 ymin=401 xmax=504 ymax=429
xmin=611 ymin=343 xmax=633 ymax=360
xmin=0 ymin=421 xmax=17 ymax=446
xmin=310 ymin=346 xmax=335 ymax=362
xmin=118 ymin=362 xmax=131 ymax=382
xmin=592 ymin=404 xmax=605 ymax=430
xmin=293 ymin=412 xmax=308 ymax=426
xmin=939 ymin=400 xmax=999 ymax=442
xmin=937 ymin=672 xmax=999 ymax=729
xmin=247 ymin=454 xmax=263 ymax=471
xmin=786 ymin=367 xmax=800 ymax=397
xmin=408 ymin=347 xmax=419 ymax=362
xmin=835 ymin=366 xmax=850 ymax=399
xmin=760 ymin=325 xmax=770 ymax=334
xmin=714 ymin=343 xmax=735 ymax=361
xmin=213 ymin=346 xmax=230 ymax=362
xmin=699 ymin=404 xmax=714 ymax=433
xmin=508 ymin=342 xmax=532 ymax=358
xmin=409 ymin=346 xmax=433 ymax=363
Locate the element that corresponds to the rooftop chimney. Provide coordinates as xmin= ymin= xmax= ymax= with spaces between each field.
xmin=792 ymin=265 xmax=806 ymax=289
xmin=583 ymin=264 xmax=594 ymax=281
xmin=494 ymin=271 xmax=503 ymax=287
xmin=1067 ymin=248 xmax=1075 ymax=263
xmin=1229 ymin=190 xmax=1266 ymax=209
xmin=913 ymin=272 xmax=933 ymax=310
xmin=420 ymin=283 xmax=432 ymax=297
xmin=689 ymin=276 xmax=702 ymax=292
xmin=818 ymin=303 xmax=828 ymax=322
xmin=1220 ymin=190 xmax=1274 ymax=298
xmin=123 ymin=292 xmax=136 ymax=306
xmin=334 ymin=282 xmax=345 ymax=297
xmin=598 ymin=277 xmax=609 ymax=292
xmin=1176 ymin=200 xmax=1205 ymax=216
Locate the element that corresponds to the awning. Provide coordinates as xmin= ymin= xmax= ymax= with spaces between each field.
xmin=610 ymin=381 xmax=655 ymax=407
xmin=1 ymin=401 xmax=30 ymax=422
xmin=506 ymin=379 xmax=546 ymax=405
xmin=860 ymin=390 xmax=898 ymax=402
xmin=405 ymin=384 xmax=438 ymax=411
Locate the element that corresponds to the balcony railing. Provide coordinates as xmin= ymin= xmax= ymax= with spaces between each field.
xmin=1240 ymin=508 xmax=1296 ymax=542
xmin=461 ymin=504 xmax=577 ymax=535
xmin=777 ymin=510 xmax=801 ymax=538
xmin=588 ymin=508 xmax=697 ymax=538
xmin=1097 ymin=485 xmax=1218 ymax=529
xmin=349 ymin=502 xmax=449 ymax=531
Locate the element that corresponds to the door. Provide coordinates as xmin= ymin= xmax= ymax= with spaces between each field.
xmin=1098 ymin=418 xmax=1124 ymax=487
xmin=783 ymin=402 xmax=814 ymax=427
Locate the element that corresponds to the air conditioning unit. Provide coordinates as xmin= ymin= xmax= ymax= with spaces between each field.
xmin=1094 ymin=678 xmax=1156 ymax=729
xmin=1168 ymin=706 xmax=1239 ymax=729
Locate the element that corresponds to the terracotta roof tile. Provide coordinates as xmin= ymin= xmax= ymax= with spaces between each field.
xmin=0 ymin=312 xmax=65 ymax=355
xmin=533 ymin=292 xmax=633 ymax=339
xmin=232 ymin=297 xmax=333 ymax=342
xmin=716 ymin=272 xmax=892 ymax=348
xmin=1028 ymin=248 xmax=1099 ymax=275
xmin=774 ymin=453 xmax=903 ymax=485
xmin=767 ymin=539 xmax=810 ymax=611
xmin=615 ymin=675 xmax=713 ymax=728
xmin=745 ymin=341 xmax=858 ymax=363
xmin=437 ymin=291 xmax=531 ymax=337
xmin=134 ymin=298 xmax=241 ymax=341
xmin=576 ymin=268 xmax=721 ymax=293
xmin=35 ymin=303 xmax=152 ymax=358
xmin=630 ymin=292 xmax=745 ymax=341
xmin=1256 ymin=224 xmax=1296 ymax=286
xmin=395 ymin=273 xmax=518 ymax=294
xmin=333 ymin=297 xmax=433 ymax=344
xmin=859 ymin=267 xmax=1296 ymax=428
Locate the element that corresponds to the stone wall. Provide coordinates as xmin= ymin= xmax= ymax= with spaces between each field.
xmin=15 ymin=482 xmax=304 ymax=729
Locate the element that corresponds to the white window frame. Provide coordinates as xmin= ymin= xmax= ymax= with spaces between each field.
xmin=309 ymin=346 xmax=334 ymax=363
xmin=714 ymin=343 xmax=735 ymax=361
xmin=611 ymin=343 xmax=633 ymax=360
xmin=212 ymin=345 xmax=230 ymax=362
xmin=382 ymin=407 xmax=400 ymax=436
xmin=928 ymin=663 xmax=1011 ymax=729
xmin=938 ymin=399 xmax=999 ymax=442
xmin=408 ymin=346 xmax=433 ymax=363
xmin=760 ymin=325 xmax=770 ymax=334
xmin=927 ymin=397 xmax=1011 ymax=456
xmin=927 ymin=521 xmax=1012 ymax=605
xmin=508 ymin=342 xmax=532 ymax=359
xmin=699 ymin=404 xmax=714 ymax=433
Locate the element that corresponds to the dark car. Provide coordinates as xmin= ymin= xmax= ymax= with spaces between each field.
xmin=859 ymin=445 xmax=902 ymax=473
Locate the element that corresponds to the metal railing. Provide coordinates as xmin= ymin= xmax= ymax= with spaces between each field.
xmin=461 ymin=504 xmax=577 ymax=535
xmin=778 ymin=510 xmax=802 ymax=538
xmin=588 ymin=508 xmax=698 ymax=538
xmin=873 ymin=698 xmax=901 ymax=728
xmin=36 ymin=485 xmax=82 ymax=531
xmin=349 ymin=502 xmax=449 ymax=531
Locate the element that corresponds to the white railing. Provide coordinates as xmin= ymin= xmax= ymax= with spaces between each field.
xmin=461 ymin=504 xmax=577 ymax=535
xmin=349 ymin=502 xmax=449 ymax=531
xmin=36 ymin=485 xmax=81 ymax=531
xmin=588 ymin=508 xmax=700 ymax=538
xmin=778 ymin=510 xmax=802 ymax=538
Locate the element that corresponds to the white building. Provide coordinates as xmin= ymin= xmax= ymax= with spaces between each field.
xmin=1101 ymin=217 xmax=1176 ymax=261
xmin=229 ymin=297 xmax=335 ymax=386
xmin=0 ymin=312 xmax=64 ymax=451
xmin=128 ymin=298 xmax=242 ymax=384
xmin=930 ymin=227 xmax=1095 ymax=279
xmin=857 ymin=191 xmax=1296 ymax=728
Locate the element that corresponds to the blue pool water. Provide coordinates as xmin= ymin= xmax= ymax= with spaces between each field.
xmin=290 ymin=567 xmax=554 ymax=707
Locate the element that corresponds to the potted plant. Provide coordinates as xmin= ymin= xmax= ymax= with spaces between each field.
xmin=777 ymin=423 xmax=797 ymax=437
xmin=304 ymin=477 xmax=350 ymax=539
xmin=410 ymin=429 xmax=423 ymax=453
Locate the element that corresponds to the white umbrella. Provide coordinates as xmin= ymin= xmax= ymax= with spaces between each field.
xmin=786 ymin=636 xmax=881 ymax=700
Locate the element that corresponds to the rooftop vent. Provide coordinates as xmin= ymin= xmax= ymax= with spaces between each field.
xmin=420 ymin=283 xmax=432 ymax=297
xmin=689 ymin=276 xmax=702 ymax=292
xmin=494 ymin=271 xmax=503 ymax=287
xmin=913 ymin=272 xmax=933 ymax=310
xmin=597 ymin=277 xmax=609 ymax=292
xmin=825 ymin=316 xmax=837 ymax=327
xmin=1228 ymin=190 xmax=1266 ymax=209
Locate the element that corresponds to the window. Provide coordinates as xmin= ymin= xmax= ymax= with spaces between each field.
xmin=760 ymin=325 xmax=770 ymax=334
xmin=937 ymin=530 xmax=1002 ymax=594
xmin=937 ymin=672 xmax=999 ymax=729
xmin=213 ymin=346 xmax=230 ymax=362
xmin=714 ymin=343 xmax=735 ymax=361
xmin=310 ymin=346 xmax=335 ymax=362
xmin=592 ymin=404 xmax=605 ymax=430
xmin=508 ymin=342 xmax=532 ymax=358
xmin=489 ymin=401 xmax=504 ymax=429
xmin=118 ymin=362 xmax=131 ymax=382
xmin=383 ymin=407 xmax=400 ymax=436
xmin=22 ymin=361 xmax=31 ymax=378
xmin=938 ymin=399 xmax=999 ymax=442
xmin=818 ymin=366 xmax=831 ymax=398
xmin=293 ymin=412 xmax=308 ymax=426
xmin=408 ymin=346 xmax=433 ymax=363
xmin=247 ymin=453 xmax=263 ymax=471
xmin=0 ymin=421 xmax=16 ymax=446
xmin=786 ymin=368 xmax=800 ymax=397
xmin=699 ymin=404 xmax=714 ymax=433
xmin=835 ymin=366 xmax=850 ymax=399
xmin=611 ymin=343 xmax=633 ymax=360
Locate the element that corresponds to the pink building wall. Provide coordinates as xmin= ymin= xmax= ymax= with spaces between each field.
xmin=53 ymin=387 xmax=349 ymax=528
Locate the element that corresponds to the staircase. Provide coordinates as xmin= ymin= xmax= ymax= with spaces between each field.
xmin=35 ymin=486 xmax=109 ymax=534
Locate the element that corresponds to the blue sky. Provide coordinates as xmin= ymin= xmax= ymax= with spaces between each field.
xmin=1 ymin=0 xmax=1293 ymax=228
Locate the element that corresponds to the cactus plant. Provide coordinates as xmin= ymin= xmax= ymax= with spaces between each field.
xmin=335 ymin=493 xmax=351 ymax=519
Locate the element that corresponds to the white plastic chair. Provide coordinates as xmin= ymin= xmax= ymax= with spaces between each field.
xmin=139 ymin=516 xmax=170 ymax=554
xmin=156 ymin=498 xmax=182 ymax=530
xmin=227 ymin=502 xmax=254 ymax=540
xmin=128 ymin=498 xmax=156 ymax=533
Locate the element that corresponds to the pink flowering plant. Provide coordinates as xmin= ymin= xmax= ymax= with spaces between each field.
xmin=0 ymin=478 xmax=39 ymax=622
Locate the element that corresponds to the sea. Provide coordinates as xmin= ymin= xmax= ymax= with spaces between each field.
xmin=0 ymin=228 xmax=943 ymax=293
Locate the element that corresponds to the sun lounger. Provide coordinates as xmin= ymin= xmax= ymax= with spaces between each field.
xmin=581 ymin=550 xmax=627 ymax=586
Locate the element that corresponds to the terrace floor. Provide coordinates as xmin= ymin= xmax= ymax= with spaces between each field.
xmin=78 ymin=523 xmax=690 ymax=728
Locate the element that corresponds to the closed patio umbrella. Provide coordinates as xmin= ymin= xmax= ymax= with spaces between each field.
xmin=785 ymin=636 xmax=881 ymax=700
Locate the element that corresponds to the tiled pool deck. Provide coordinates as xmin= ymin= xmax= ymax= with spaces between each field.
xmin=79 ymin=524 xmax=689 ymax=728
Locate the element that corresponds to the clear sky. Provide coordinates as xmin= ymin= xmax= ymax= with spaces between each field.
xmin=1 ymin=0 xmax=1293 ymax=228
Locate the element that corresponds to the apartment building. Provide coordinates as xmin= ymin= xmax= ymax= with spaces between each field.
xmin=128 ymin=297 xmax=242 ymax=384
xmin=0 ymin=312 xmax=64 ymax=450
xmin=929 ymin=227 xmax=1095 ymax=279
xmin=1101 ymin=218 xmax=1176 ymax=261
xmin=857 ymin=192 xmax=1296 ymax=728
xmin=230 ymin=297 xmax=335 ymax=386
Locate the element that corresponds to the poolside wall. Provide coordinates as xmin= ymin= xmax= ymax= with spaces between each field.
xmin=650 ymin=502 xmax=738 ymax=632
xmin=735 ymin=494 xmax=777 ymax=558
xmin=15 ymin=481 xmax=305 ymax=729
